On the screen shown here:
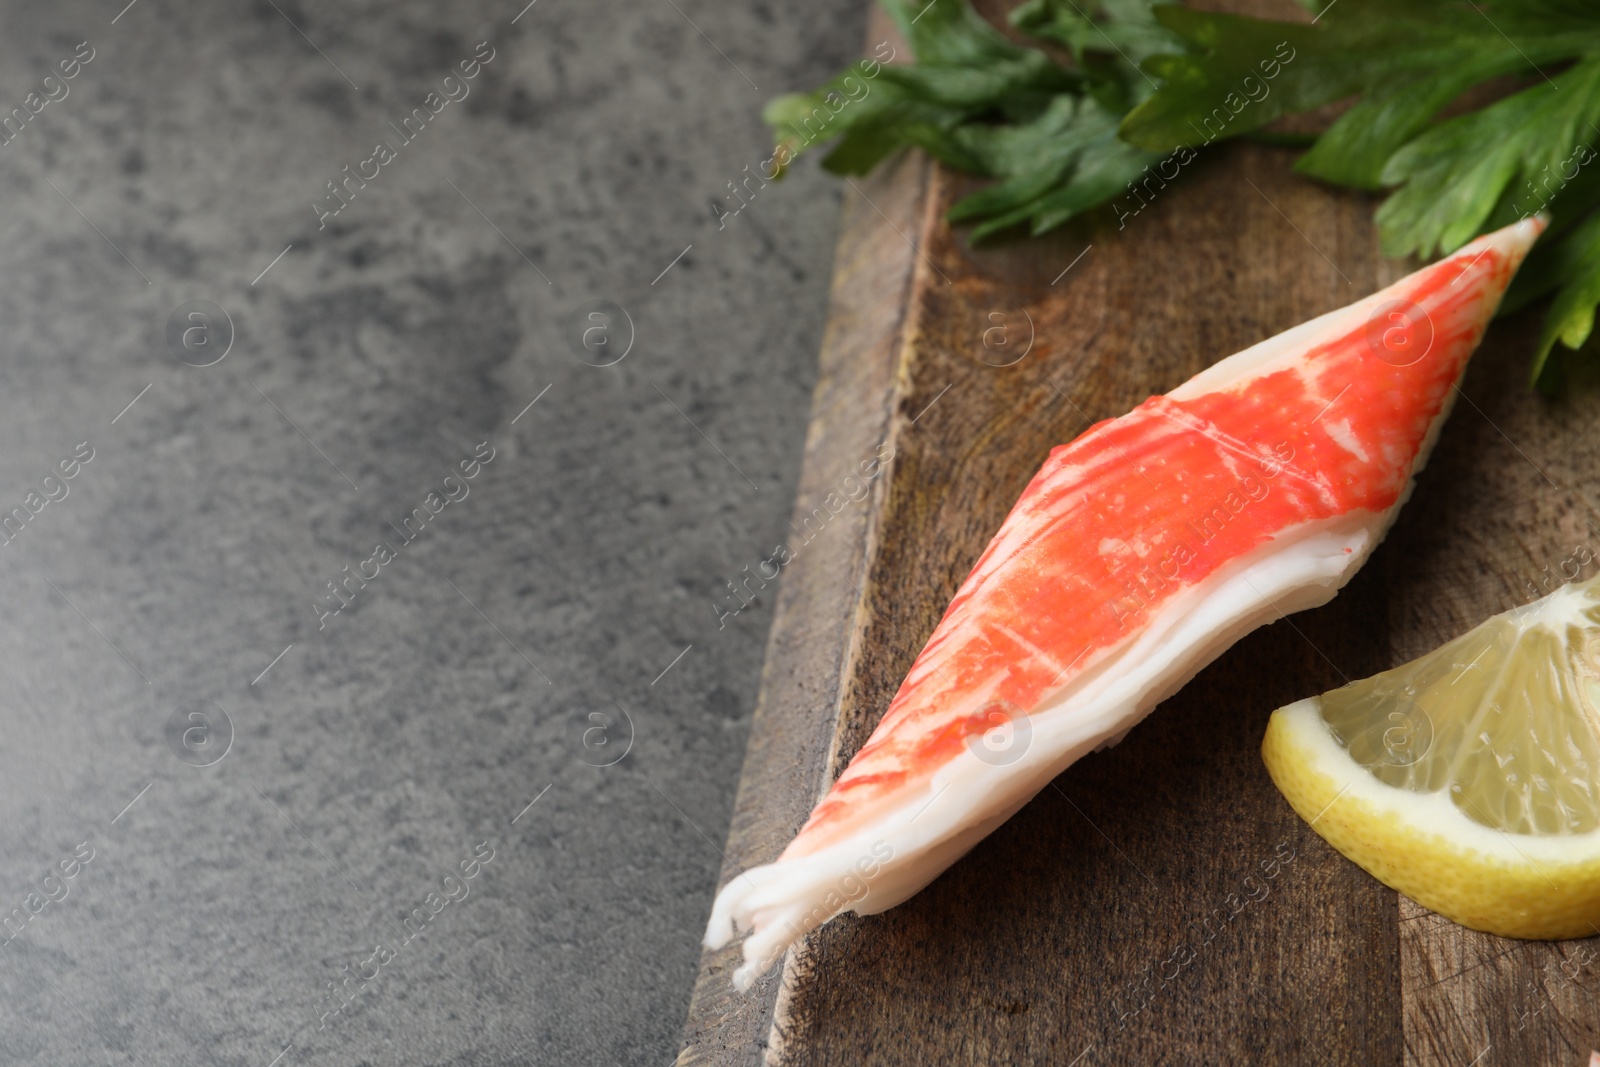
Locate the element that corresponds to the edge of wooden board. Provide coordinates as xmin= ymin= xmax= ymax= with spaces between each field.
xmin=678 ymin=4 xmax=1600 ymax=1063
xmin=674 ymin=118 xmax=928 ymax=1067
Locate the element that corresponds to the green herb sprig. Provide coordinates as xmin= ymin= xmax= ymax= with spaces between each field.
xmin=771 ymin=0 xmax=1600 ymax=390
xmin=764 ymin=0 xmax=1182 ymax=241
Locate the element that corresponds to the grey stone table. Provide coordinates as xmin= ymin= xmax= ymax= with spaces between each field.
xmin=0 ymin=1 xmax=863 ymax=1063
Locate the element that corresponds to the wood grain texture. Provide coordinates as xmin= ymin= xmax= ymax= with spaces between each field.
xmin=1389 ymin=286 xmax=1600 ymax=1066
xmin=680 ymin=3 xmax=1600 ymax=1063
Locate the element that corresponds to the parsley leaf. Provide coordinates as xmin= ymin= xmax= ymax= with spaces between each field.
xmin=1123 ymin=0 xmax=1600 ymax=387
xmin=766 ymin=0 xmax=1182 ymax=240
xmin=1376 ymin=59 xmax=1600 ymax=259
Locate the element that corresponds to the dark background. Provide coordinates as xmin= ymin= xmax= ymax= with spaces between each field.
xmin=0 ymin=0 xmax=862 ymax=1062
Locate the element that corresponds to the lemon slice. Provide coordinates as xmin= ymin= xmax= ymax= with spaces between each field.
xmin=1263 ymin=575 xmax=1600 ymax=939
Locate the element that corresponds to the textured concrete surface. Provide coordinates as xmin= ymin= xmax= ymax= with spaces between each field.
xmin=0 ymin=1 xmax=862 ymax=1063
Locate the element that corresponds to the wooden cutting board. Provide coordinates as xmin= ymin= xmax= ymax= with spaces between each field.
xmin=677 ymin=5 xmax=1600 ymax=1063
